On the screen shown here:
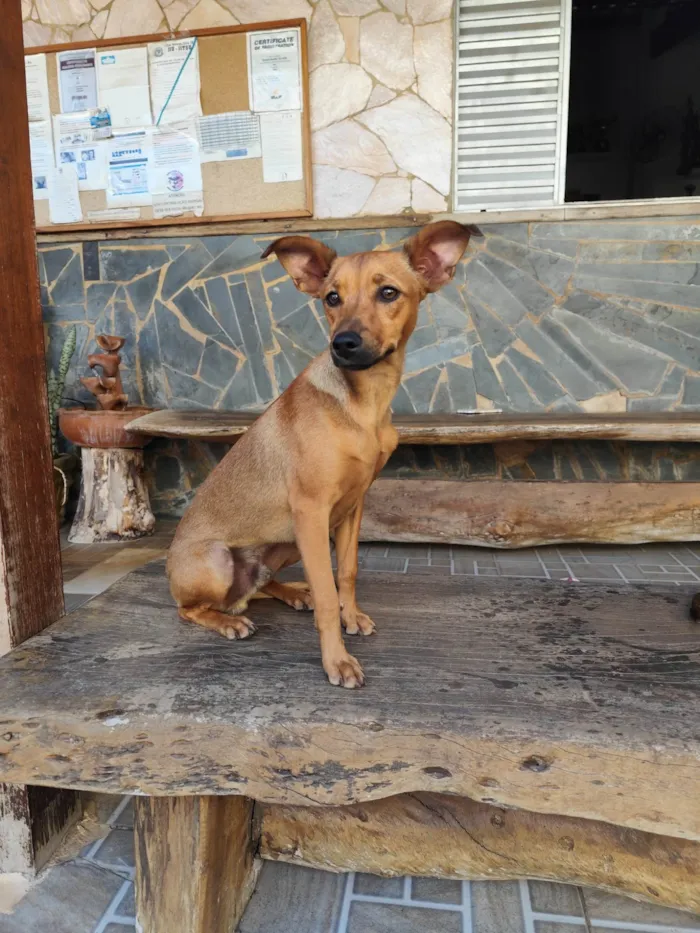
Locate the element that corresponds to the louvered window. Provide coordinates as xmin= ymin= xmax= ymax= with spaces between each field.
xmin=454 ymin=0 xmax=571 ymax=211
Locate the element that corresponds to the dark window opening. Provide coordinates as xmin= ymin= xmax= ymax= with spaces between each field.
xmin=566 ymin=0 xmax=700 ymax=202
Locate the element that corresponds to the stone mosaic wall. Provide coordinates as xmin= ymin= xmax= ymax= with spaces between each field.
xmin=40 ymin=215 xmax=700 ymax=514
xmin=23 ymin=0 xmax=453 ymax=219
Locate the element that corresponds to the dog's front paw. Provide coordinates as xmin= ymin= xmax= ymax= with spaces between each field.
xmin=324 ymin=652 xmax=365 ymax=689
xmin=342 ymin=610 xmax=376 ymax=636
xmin=223 ymin=616 xmax=256 ymax=640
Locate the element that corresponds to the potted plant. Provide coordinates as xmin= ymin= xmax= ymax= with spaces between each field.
xmin=47 ymin=325 xmax=79 ymax=525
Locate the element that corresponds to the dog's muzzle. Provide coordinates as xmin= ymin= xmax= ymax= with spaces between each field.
xmin=330 ymin=330 xmax=382 ymax=370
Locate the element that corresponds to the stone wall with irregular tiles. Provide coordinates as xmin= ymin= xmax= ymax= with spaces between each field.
xmin=22 ymin=0 xmax=453 ymax=218
xmin=40 ymin=216 xmax=700 ymax=514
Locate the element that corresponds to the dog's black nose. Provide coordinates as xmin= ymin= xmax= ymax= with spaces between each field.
xmin=331 ymin=331 xmax=363 ymax=359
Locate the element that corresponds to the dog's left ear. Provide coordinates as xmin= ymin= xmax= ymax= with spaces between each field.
xmin=261 ymin=235 xmax=337 ymax=297
xmin=405 ymin=221 xmax=482 ymax=293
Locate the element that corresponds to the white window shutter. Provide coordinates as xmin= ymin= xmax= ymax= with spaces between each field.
xmin=454 ymin=0 xmax=571 ymax=211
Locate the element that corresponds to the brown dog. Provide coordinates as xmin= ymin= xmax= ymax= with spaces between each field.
xmin=167 ymin=221 xmax=481 ymax=687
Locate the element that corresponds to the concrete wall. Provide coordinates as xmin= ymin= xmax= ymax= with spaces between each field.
xmin=42 ymin=216 xmax=700 ymax=514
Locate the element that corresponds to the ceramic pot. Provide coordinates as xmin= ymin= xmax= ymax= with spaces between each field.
xmin=58 ymin=407 xmax=153 ymax=449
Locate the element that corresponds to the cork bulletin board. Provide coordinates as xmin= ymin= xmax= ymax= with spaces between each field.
xmin=27 ymin=19 xmax=312 ymax=233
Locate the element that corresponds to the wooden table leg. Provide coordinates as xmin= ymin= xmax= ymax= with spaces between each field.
xmin=134 ymin=796 xmax=260 ymax=933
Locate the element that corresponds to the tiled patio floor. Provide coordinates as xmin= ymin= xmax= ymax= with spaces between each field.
xmin=1 ymin=526 xmax=699 ymax=933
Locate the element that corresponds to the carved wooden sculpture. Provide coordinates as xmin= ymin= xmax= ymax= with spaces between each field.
xmin=80 ymin=334 xmax=129 ymax=411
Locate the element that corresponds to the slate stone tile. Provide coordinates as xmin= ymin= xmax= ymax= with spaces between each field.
xmin=161 ymin=243 xmax=210 ymax=299
xmin=204 ymin=276 xmax=243 ymax=348
xmin=333 ymin=231 xmax=382 ymax=254
xmin=198 ymin=234 xmax=235 ymax=258
xmin=498 ymin=358 xmax=544 ymax=409
xmin=438 ymin=281 xmax=466 ymax=310
xmin=86 ymin=283 xmax=115 ymax=322
xmin=683 ymin=374 xmax=700 ymax=405
xmin=112 ymin=300 xmax=136 ymax=367
xmin=486 ymin=236 xmax=574 ymax=295
xmin=515 ymin=318 xmax=601 ymax=400
xmin=430 ymin=293 xmax=470 ymax=338
xmin=219 ymin=360 xmax=261 ymax=409
xmin=643 ymin=240 xmax=700 ymax=261
xmin=43 ymin=246 xmax=75 ymax=284
xmin=446 ymin=361 xmax=477 ymax=411
xmin=51 ymin=253 xmax=85 ymax=308
xmin=246 ymin=271 xmax=275 ymax=350
xmin=123 ymin=269 xmax=160 ymax=322
xmin=276 ymin=305 xmax=328 ymax=356
xmin=164 ymin=366 xmax=220 ymax=408
xmin=166 ymin=243 xmax=188 ymax=260
xmin=172 ymin=287 xmax=223 ymax=338
xmin=274 ymin=330 xmax=314 ymax=375
xmin=464 ymin=258 xmax=530 ymax=328
xmin=200 ymin=339 xmax=239 ymax=388
xmin=628 ymin=395 xmax=681 ymax=412
xmin=431 ymin=377 xmax=452 ymax=412
xmin=531 ymin=219 xmax=700 ymax=240
xmin=409 ymin=324 xmax=439 ymax=352
xmin=354 ymin=873 xmax=404 ymax=897
xmin=548 ymin=395 xmax=583 ymax=411
xmin=154 ymin=300 xmax=204 ymax=375
xmin=230 ymin=281 xmax=274 ymax=400
xmin=197 ymin=236 xmax=260 ymax=278
xmin=577 ymin=259 xmax=700 ymax=286
xmin=471 ymin=344 xmax=509 ymax=407
xmin=404 ymin=334 xmax=471 ymax=373
xmin=82 ymin=241 xmax=100 ymax=281
xmin=262 ymin=258 xmax=286 ymax=282
xmin=268 ymin=275 xmax=309 ymax=323
xmin=467 ymin=296 xmax=514 ymax=357
xmin=538 ymin=316 xmax=618 ymax=390
xmin=482 ymin=222 xmax=529 ymax=243
xmin=577 ymin=241 xmax=645 ymax=263
xmin=391 ymin=382 xmax=415 ymax=413
xmin=100 ymin=247 xmax=170 ymax=282
xmin=506 ymin=347 xmax=564 ymax=406
xmin=404 ymin=366 xmax=441 ymax=411
xmin=273 ymin=350 xmax=296 ymax=393
xmin=528 ymin=236 xmax=578 ymax=258
xmin=94 ymin=828 xmax=135 ymax=871
xmin=382 ymin=226 xmax=417 ymax=245
xmin=43 ymin=300 xmax=86 ymax=324
xmin=552 ymin=308 xmax=668 ymax=393
xmin=479 ymin=252 xmax=555 ymax=316
xmin=37 ymin=250 xmax=48 ymax=286
xmin=574 ymin=272 xmax=700 ymax=309
xmin=651 ymin=305 xmax=700 ymax=339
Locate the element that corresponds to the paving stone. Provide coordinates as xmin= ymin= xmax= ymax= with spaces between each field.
xmin=515 ymin=318 xmax=602 ymax=400
xmin=100 ymin=247 xmax=170 ymax=282
xmin=529 ymin=236 xmax=579 ymax=258
xmin=481 ymin=222 xmax=529 ymax=243
xmin=274 ymin=330 xmax=315 ymax=376
xmin=51 ymin=253 xmax=85 ymax=307
xmin=103 ymin=925 xmax=136 ymax=932
xmin=583 ymin=887 xmax=700 ymax=927
xmin=468 ymin=296 xmax=514 ymax=357
xmin=0 ymin=861 xmax=124 ymax=933
xmin=276 ymin=305 xmax=328 ymax=356
xmin=471 ymin=880 xmax=525 ymax=933
xmin=431 ymin=378 xmax=452 ymax=412
xmin=410 ymin=324 xmax=439 ymax=352
xmin=354 ymin=873 xmax=404 ymax=897
xmin=446 ymin=361 xmax=477 ymax=411
xmin=245 ymin=271 xmax=275 ymax=351
xmin=240 ymin=863 xmax=344 ymax=933
xmin=93 ymin=828 xmax=135 ymax=872
xmin=161 ymin=243 xmax=211 ymax=299
xmin=138 ymin=311 xmax=168 ymax=408
xmin=229 ymin=281 xmax=274 ymax=400
xmin=479 ymin=252 xmax=555 ymax=316
xmin=164 ymin=366 xmax=220 ymax=408
xmin=498 ymin=358 xmax=544 ymax=410
xmin=537 ymin=316 xmax=619 ymax=391
xmin=347 ymin=901 xmax=462 ymax=932
xmin=465 ymin=258 xmax=530 ymax=328
xmin=204 ymin=276 xmax=244 ymax=349
xmin=198 ymin=236 xmax=260 ymax=278
xmin=506 ymin=347 xmax=564 ymax=406
xmin=43 ymin=246 xmax=75 ymax=284
xmin=154 ymin=301 xmax=204 ymax=375
xmin=403 ymin=367 xmax=441 ymax=411
xmin=404 ymin=335 xmax=472 ymax=374
xmin=172 ymin=286 xmax=224 ymax=339
xmin=200 ymin=339 xmax=239 ymax=388
xmin=429 ymin=293 xmax=470 ymax=340
xmin=219 ymin=360 xmax=261 ymax=409
xmin=471 ymin=345 xmax=509 ymax=407
xmin=126 ymin=269 xmax=161 ymax=321
xmin=486 ymin=236 xmax=574 ymax=295
xmin=268 ymin=276 xmax=309 ymax=323
xmin=82 ymin=241 xmax=100 ymax=281
xmin=86 ymin=283 xmax=116 ymax=322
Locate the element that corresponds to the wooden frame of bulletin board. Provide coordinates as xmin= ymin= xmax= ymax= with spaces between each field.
xmin=28 ymin=18 xmax=312 ymax=234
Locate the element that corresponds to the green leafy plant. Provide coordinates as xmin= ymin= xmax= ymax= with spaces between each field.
xmin=47 ymin=325 xmax=77 ymax=457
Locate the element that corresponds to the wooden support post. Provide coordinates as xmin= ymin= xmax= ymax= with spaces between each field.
xmin=134 ymin=795 xmax=260 ymax=933
xmin=69 ymin=448 xmax=155 ymax=543
xmin=0 ymin=0 xmax=78 ymax=875
xmin=261 ymin=793 xmax=700 ymax=914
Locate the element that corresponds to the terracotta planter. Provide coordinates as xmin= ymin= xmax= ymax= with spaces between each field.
xmin=58 ymin=407 xmax=153 ymax=450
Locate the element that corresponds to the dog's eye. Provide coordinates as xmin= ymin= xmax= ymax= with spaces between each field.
xmin=325 ymin=291 xmax=341 ymax=307
xmin=378 ymin=286 xmax=399 ymax=302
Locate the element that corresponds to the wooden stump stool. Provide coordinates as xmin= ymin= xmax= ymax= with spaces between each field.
xmin=69 ymin=446 xmax=155 ymax=543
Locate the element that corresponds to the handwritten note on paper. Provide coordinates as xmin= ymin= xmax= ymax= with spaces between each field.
xmin=97 ymin=48 xmax=152 ymax=128
xmin=260 ymin=110 xmax=303 ymax=183
xmin=25 ymin=54 xmax=51 ymax=123
xmin=49 ymin=165 xmax=83 ymax=224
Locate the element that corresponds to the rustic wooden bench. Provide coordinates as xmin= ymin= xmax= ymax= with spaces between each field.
xmin=0 ymin=559 xmax=699 ymax=931
xmin=127 ymin=410 xmax=700 ymax=548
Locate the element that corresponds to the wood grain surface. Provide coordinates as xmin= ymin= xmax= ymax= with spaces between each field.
xmin=0 ymin=563 xmax=698 ymax=840
xmin=260 ymin=792 xmax=700 ymax=912
xmin=362 ymin=479 xmax=700 ymax=546
xmin=126 ymin=410 xmax=700 ymax=445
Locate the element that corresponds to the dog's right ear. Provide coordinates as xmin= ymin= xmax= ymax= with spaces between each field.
xmin=261 ymin=236 xmax=337 ymax=297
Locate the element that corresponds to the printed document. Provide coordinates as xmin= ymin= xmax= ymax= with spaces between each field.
xmin=106 ymin=130 xmax=153 ymax=207
xmin=196 ymin=111 xmax=261 ymax=162
xmin=30 ymin=121 xmax=53 ymax=201
xmin=151 ymin=122 xmax=203 ymax=217
xmin=57 ymin=49 xmax=98 ymax=113
xmin=97 ymin=47 xmax=152 ymax=128
xmin=49 ymin=165 xmax=83 ymax=224
xmin=25 ymin=54 xmax=51 ymax=123
xmin=149 ymin=39 xmax=202 ymax=125
xmin=260 ymin=110 xmax=303 ymax=182
xmin=248 ymin=28 xmax=301 ymax=113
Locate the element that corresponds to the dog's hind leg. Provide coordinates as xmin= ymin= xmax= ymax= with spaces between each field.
xmin=259 ymin=580 xmax=314 ymax=611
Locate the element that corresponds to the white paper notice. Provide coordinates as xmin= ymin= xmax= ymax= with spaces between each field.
xmin=58 ymin=140 xmax=107 ymax=191
xmin=248 ymin=28 xmax=301 ymax=113
xmin=260 ymin=110 xmax=303 ymax=182
xmin=87 ymin=207 xmax=141 ymax=222
xmin=151 ymin=122 xmax=203 ymax=217
xmin=30 ymin=121 xmax=54 ymax=201
xmin=49 ymin=165 xmax=83 ymax=224
xmin=106 ymin=130 xmax=153 ymax=207
xmin=97 ymin=47 xmax=152 ymax=128
xmin=196 ymin=111 xmax=261 ymax=162
xmin=25 ymin=54 xmax=51 ymax=123
xmin=148 ymin=38 xmax=202 ymax=125
xmin=57 ymin=49 xmax=98 ymax=113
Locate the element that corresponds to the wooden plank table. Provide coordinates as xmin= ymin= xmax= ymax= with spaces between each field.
xmin=0 ymin=561 xmax=699 ymax=929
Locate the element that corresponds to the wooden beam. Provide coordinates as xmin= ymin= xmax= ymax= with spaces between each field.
xmin=260 ymin=793 xmax=700 ymax=914
xmin=135 ymin=796 xmax=260 ymax=933
xmin=362 ymin=479 xmax=700 ymax=548
xmin=0 ymin=0 xmax=75 ymax=874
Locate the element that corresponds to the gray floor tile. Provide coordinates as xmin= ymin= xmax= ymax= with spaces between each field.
xmin=535 ymin=924 xmax=583 ymax=933
xmin=114 ymin=882 xmax=135 ymax=918
xmin=583 ymin=888 xmax=700 ymax=927
xmin=93 ymin=829 xmax=135 ymax=873
xmin=361 ymin=557 xmax=407 ymax=572
xmin=64 ymin=592 xmax=94 ymax=613
xmin=240 ymin=863 xmax=344 ymax=933
xmin=347 ymin=902 xmax=462 ymax=932
xmin=411 ymin=877 xmax=462 ymax=904
xmin=528 ymin=881 xmax=583 ymax=916
xmin=0 ymin=862 xmax=124 ymax=933
xmin=495 ymin=562 xmax=546 ymax=578
xmin=104 ymin=926 xmax=136 ymax=933
xmin=385 ymin=545 xmax=430 ymax=559
xmin=113 ymin=799 xmax=134 ymax=830
xmin=452 ymin=555 xmax=478 ymax=574
xmin=564 ymin=563 xmax=624 ymax=581
xmin=471 ymin=881 xmax=525 ymax=933
xmin=354 ymin=874 xmax=404 ymax=898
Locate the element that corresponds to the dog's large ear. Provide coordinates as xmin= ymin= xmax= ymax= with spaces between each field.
xmin=404 ymin=221 xmax=482 ymax=293
xmin=261 ymin=235 xmax=337 ymax=296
